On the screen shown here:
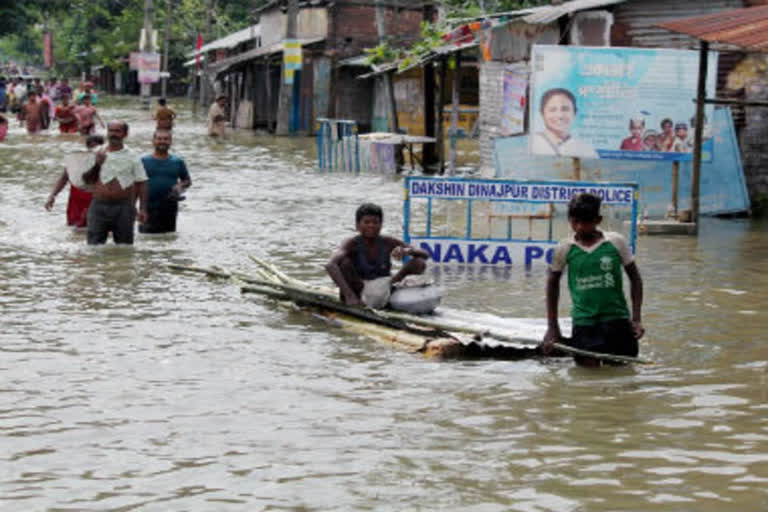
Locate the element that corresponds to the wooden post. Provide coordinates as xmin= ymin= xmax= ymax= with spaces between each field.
xmin=671 ymin=161 xmax=679 ymax=217
xmin=161 ymin=0 xmax=172 ymax=98
xmin=265 ymin=57 xmax=273 ymax=132
xmin=448 ymin=52 xmax=461 ymax=176
xmin=387 ymin=72 xmax=399 ymax=133
xmin=199 ymin=0 xmax=214 ymax=110
xmin=573 ymin=157 xmax=581 ymax=181
xmin=423 ymin=62 xmax=437 ymax=172
xmin=276 ymin=0 xmax=298 ymax=135
xmin=691 ymin=42 xmax=709 ymax=231
xmin=141 ymin=0 xmax=155 ymax=109
xmin=436 ymin=58 xmax=447 ymax=174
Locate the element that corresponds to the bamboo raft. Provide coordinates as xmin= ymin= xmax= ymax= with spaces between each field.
xmin=168 ymin=256 xmax=654 ymax=364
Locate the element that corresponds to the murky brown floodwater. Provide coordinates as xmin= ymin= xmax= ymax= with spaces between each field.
xmin=1 ymin=97 xmax=766 ymax=511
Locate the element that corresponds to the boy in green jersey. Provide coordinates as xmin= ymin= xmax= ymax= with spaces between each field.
xmin=542 ymin=193 xmax=644 ymax=366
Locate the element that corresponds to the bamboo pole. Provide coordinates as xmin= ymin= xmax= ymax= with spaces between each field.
xmin=169 ymin=261 xmax=654 ymax=365
xmin=691 ymin=42 xmax=709 ymax=230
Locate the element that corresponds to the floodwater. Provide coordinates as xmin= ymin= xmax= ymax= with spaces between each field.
xmin=1 ymin=98 xmax=766 ymax=511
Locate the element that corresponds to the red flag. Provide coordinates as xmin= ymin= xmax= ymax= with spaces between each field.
xmin=196 ymin=33 xmax=203 ymax=69
xmin=44 ymin=32 xmax=53 ymax=68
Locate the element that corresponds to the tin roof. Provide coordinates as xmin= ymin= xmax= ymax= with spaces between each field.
xmin=189 ymin=24 xmax=261 ymax=58
xmin=657 ymin=5 xmax=768 ymax=52
xmin=448 ymin=0 xmax=625 ymax=25
xmin=521 ymin=0 xmax=626 ymax=25
xmin=211 ymin=37 xmax=325 ymax=75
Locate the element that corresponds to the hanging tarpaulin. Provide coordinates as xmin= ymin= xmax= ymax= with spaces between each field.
xmin=283 ymin=39 xmax=302 ymax=84
xmin=138 ymin=52 xmax=161 ymax=84
xmin=43 ymin=32 xmax=53 ymax=69
xmin=500 ymin=64 xmax=528 ymax=136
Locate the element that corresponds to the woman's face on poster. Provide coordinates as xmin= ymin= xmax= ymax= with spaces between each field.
xmin=542 ymin=93 xmax=575 ymax=138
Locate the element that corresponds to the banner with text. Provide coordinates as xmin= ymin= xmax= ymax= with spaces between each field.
xmin=404 ymin=177 xmax=638 ymax=266
xmin=283 ymin=40 xmax=302 ymax=85
xmin=500 ymin=64 xmax=528 ymax=136
xmin=138 ymin=52 xmax=161 ymax=84
xmin=529 ymin=45 xmax=717 ymax=162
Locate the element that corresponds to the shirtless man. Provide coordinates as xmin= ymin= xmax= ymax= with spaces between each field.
xmin=21 ymin=90 xmax=43 ymax=134
xmin=82 ymin=121 xmax=148 ymax=245
xmin=153 ymin=97 xmax=176 ymax=131
xmin=75 ymin=94 xmax=104 ymax=135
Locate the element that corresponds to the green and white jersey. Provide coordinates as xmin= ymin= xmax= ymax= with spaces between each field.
xmin=550 ymin=231 xmax=633 ymax=326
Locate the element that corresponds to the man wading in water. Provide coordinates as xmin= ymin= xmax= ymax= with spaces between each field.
xmin=326 ymin=203 xmax=429 ymax=308
xmin=139 ymin=130 xmax=191 ymax=234
xmin=82 ymin=121 xmax=148 ymax=245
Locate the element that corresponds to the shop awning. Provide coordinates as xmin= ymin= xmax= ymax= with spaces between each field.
xmin=211 ymin=37 xmax=325 ymax=75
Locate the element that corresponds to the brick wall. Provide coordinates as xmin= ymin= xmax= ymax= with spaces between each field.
xmin=742 ymin=81 xmax=768 ymax=196
xmin=329 ymin=5 xmax=423 ymax=59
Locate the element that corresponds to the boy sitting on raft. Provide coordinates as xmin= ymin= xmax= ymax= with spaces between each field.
xmin=326 ymin=203 xmax=429 ymax=308
xmin=542 ymin=193 xmax=645 ymax=366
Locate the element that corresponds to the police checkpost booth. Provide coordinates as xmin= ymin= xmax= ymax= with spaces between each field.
xmin=403 ymin=177 xmax=639 ymax=267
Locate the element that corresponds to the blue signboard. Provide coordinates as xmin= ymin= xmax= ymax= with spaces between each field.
xmin=404 ymin=177 xmax=639 ymax=266
xmin=530 ymin=45 xmax=718 ymax=162
xmin=494 ymin=107 xmax=750 ymax=217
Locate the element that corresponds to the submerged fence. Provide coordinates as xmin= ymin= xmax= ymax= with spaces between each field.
xmin=316 ymin=118 xmax=360 ymax=173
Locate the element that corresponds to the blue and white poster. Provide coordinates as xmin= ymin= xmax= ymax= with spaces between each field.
xmin=529 ymin=45 xmax=718 ymax=162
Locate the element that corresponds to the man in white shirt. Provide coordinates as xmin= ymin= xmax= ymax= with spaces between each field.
xmin=82 ymin=120 xmax=148 ymax=244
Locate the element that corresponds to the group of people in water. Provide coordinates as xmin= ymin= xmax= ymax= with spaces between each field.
xmin=31 ymin=95 xmax=190 ymax=244
xmin=0 ymin=77 xmax=105 ymax=138
xmin=5 ymin=80 xmax=641 ymax=367
xmin=329 ymin=194 xmax=644 ymax=368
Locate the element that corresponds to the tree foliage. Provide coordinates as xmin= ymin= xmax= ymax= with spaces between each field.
xmin=0 ymin=0 xmax=260 ymax=75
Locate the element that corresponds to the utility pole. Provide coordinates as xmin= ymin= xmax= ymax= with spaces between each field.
xmin=161 ymin=0 xmax=172 ymax=98
xmin=199 ymin=0 xmax=215 ymax=110
xmin=375 ymin=0 xmax=398 ymax=133
xmin=141 ymin=0 xmax=155 ymax=109
xmin=276 ymin=0 xmax=298 ymax=135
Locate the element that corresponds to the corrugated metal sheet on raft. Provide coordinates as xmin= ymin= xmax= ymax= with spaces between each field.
xmin=492 ymin=108 xmax=749 ymax=216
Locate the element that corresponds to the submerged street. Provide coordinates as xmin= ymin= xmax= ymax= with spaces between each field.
xmin=1 ymin=98 xmax=767 ymax=510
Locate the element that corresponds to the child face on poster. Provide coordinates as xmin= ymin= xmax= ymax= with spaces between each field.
xmin=630 ymin=119 xmax=644 ymax=139
xmin=541 ymin=90 xmax=576 ymax=141
xmin=643 ymin=132 xmax=658 ymax=150
xmin=661 ymin=119 xmax=673 ymax=136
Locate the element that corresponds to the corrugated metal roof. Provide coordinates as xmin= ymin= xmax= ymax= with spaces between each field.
xmin=521 ymin=0 xmax=626 ymax=24
xmin=189 ymin=24 xmax=261 ymax=57
xmin=657 ymin=5 xmax=768 ymax=51
xmin=448 ymin=0 xmax=624 ymax=25
xmin=212 ymin=37 xmax=325 ymax=75
xmin=613 ymin=0 xmax=746 ymax=49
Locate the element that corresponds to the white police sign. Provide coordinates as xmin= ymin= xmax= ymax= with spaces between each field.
xmin=403 ymin=177 xmax=638 ymax=267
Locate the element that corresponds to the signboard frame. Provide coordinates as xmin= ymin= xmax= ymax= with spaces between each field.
xmin=529 ymin=45 xmax=718 ymax=162
xmin=137 ymin=52 xmax=161 ymax=84
xmin=403 ymin=177 xmax=639 ymax=266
